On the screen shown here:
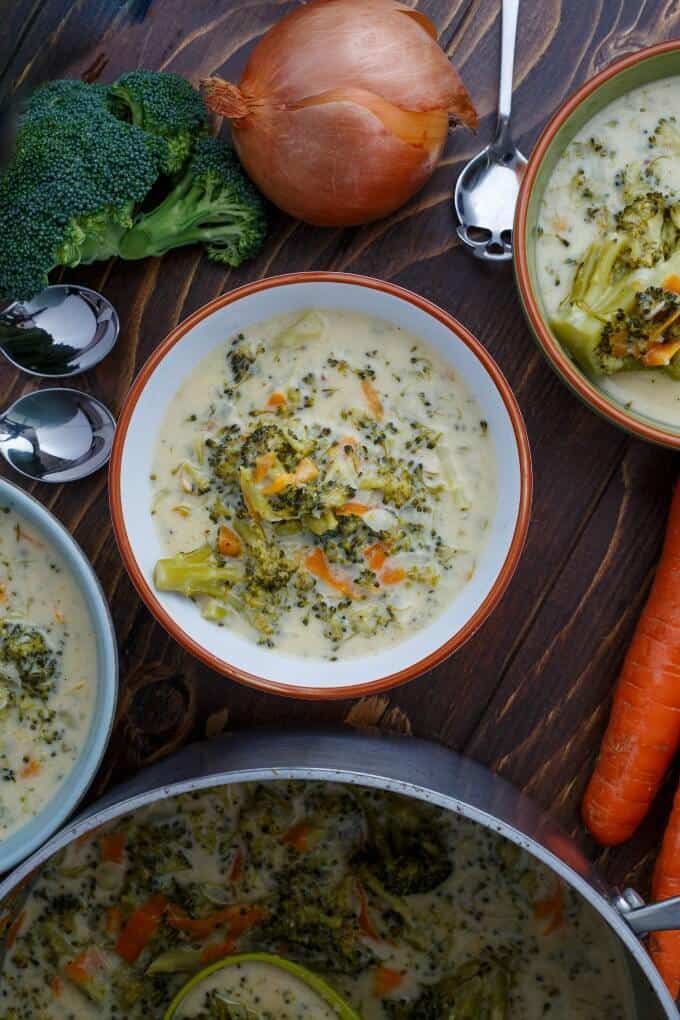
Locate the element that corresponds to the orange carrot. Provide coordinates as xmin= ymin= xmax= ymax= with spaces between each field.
xmin=266 ymin=390 xmax=287 ymax=409
xmin=5 ymin=911 xmax=25 ymax=949
xmin=0 ymin=583 xmax=7 ymax=603
xmin=336 ymin=502 xmax=370 ymax=517
xmin=644 ymin=339 xmax=680 ymax=368
xmin=380 ymin=566 xmax=406 ymax=585
xmin=20 ymin=759 xmax=41 ymax=780
xmin=356 ymin=880 xmax=379 ymax=940
xmin=582 ymin=484 xmax=680 ymax=845
xmin=363 ymin=542 xmax=388 ymax=573
xmin=304 ymin=547 xmax=360 ymax=600
xmin=168 ymin=903 xmax=264 ymax=940
xmin=533 ymin=879 xmax=564 ymax=935
xmin=229 ymin=848 xmax=243 ymax=883
xmin=50 ymin=975 xmax=64 ymax=997
xmin=200 ymin=938 xmax=237 ymax=964
xmin=217 ymin=525 xmax=242 ymax=557
xmin=361 ymin=379 xmax=383 ymax=420
xmin=64 ymin=947 xmax=106 ymax=990
xmin=105 ymin=906 xmax=123 ymax=937
xmin=651 ymin=783 xmax=680 ymax=997
xmin=282 ymin=821 xmax=311 ymax=851
xmin=100 ymin=832 xmax=126 ymax=864
xmin=373 ymin=965 xmax=403 ymax=997
xmin=664 ymin=274 xmax=680 ymax=294
xmin=255 ymin=452 xmax=278 ymax=483
xmin=292 ymin=457 xmax=318 ymax=484
xmin=115 ymin=894 xmax=167 ymax=964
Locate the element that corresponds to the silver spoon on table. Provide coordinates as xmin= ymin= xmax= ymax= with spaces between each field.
xmin=0 ymin=388 xmax=116 ymax=483
xmin=0 ymin=284 xmax=119 ymax=378
xmin=454 ymin=0 xmax=526 ymax=261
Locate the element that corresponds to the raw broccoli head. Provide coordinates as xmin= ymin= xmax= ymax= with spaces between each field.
xmin=0 ymin=107 xmax=165 ymax=300
xmin=18 ymin=79 xmax=110 ymax=127
xmin=109 ymin=69 xmax=209 ymax=174
xmin=118 ymin=135 xmax=267 ymax=267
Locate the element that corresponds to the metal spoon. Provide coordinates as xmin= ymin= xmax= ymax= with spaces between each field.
xmin=454 ymin=0 xmax=526 ymax=261
xmin=0 ymin=388 xmax=116 ymax=483
xmin=0 ymin=285 xmax=119 ymax=378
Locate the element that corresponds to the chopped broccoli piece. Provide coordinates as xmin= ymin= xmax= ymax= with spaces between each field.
xmin=0 ymin=620 xmax=57 ymax=698
xmin=154 ymin=545 xmax=242 ymax=598
xmin=615 ymin=192 xmax=667 ymax=269
xmin=357 ymin=793 xmax=452 ymax=896
xmin=118 ymin=136 xmax=266 ymax=267
xmin=0 ymin=102 xmax=165 ymax=299
xmin=385 ymin=953 xmax=512 ymax=1020
xmin=109 ymin=70 xmax=209 ymax=174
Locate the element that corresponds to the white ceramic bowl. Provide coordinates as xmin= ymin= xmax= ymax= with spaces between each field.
xmin=0 ymin=478 xmax=118 ymax=871
xmin=110 ymin=273 xmax=531 ymax=699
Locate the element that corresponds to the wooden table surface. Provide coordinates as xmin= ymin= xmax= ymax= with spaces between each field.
xmin=1 ymin=0 xmax=678 ymax=897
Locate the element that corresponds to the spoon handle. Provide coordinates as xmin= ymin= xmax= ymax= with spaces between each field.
xmin=498 ymin=0 xmax=520 ymax=125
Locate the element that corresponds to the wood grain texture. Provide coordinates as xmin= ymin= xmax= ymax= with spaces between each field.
xmin=0 ymin=0 xmax=678 ymax=897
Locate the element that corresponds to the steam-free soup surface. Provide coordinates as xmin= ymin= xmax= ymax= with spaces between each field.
xmin=150 ymin=308 xmax=496 ymax=659
xmin=0 ymin=508 xmax=97 ymax=839
xmin=0 ymin=781 xmax=631 ymax=1018
xmin=536 ymin=77 xmax=680 ymax=426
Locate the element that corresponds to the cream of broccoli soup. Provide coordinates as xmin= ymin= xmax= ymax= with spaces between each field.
xmin=0 ymin=781 xmax=632 ymax=1019
xmin=150 ymin=308 xmax=496 ymax=660
xmin=536 ymin=76 xmax=680 ymax=426
xmin=0 ymin=507 xmax=97 ymax=839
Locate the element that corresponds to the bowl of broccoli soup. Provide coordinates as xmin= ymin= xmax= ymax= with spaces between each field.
xmin=110 ymin=273 xmax=531 ymax=697
xmin=515 ymin=41 xmax=680 ymax=448
xmin=0 ymin=477 xmax=117 ymax=871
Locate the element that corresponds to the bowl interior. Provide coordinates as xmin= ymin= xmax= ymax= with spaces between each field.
xmin=117 ymin=278 xmax=526 ymax=693
xmin=522 ymin=48 xmax=680 ymax=440
xmin=0 ymin=481 xmax=117 ymax=872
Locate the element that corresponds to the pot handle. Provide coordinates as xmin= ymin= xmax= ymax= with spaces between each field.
xmin=616 ymin=888 xmax=680 ymax=935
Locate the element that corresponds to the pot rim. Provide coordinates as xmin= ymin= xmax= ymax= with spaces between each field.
xmin=109 ymin=271 xmax=532 ymax=700
xmin=0 ymin=730 xmax=675 ymax=1017
xmin=514 ymin=39 xmax=680 ymax=450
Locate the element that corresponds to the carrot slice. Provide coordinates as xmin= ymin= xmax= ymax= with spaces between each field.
xmin=64 ymin=947 xmax=106 ymax=990
xmin=356 ymin=880 xmax=379 ymax=940
xmin=336 ymin=502 xmax=370 ymax=517
xmin=201 ymin=938 xmax=237 ymax=964
xmin=20 ymin=759 xmax=41 ymax=779
xmin=282 ymin=821 xmax=311 ymax=851
xmin=50 ymin=975 xmax=64 ymax=997
xmin=105 ymin=906 xmax=123 ymax=936
xmin=5 ymin=911 xmax=25 ymax=949
xmin=115 ymin=894 xmax=167 ymax=964
xmin=229 ymin=848 xmax=243 ymax=883
xmin=266 ymin=391 xmax=287 ymax=409
xmin=380 ymin=566 xmax=406 ymax=585
xmin=373 ymin=965 xmax=403 ymax=997
xmin=100 ymin=832 xmax=126 ymax=864
xmin=168 ymin=903 xmax=264 ymax=939
xmin=263 ymin=472 xmax=294 ymax=496
xmin=254 ymin=452 xmax=278 ymax=483
xmin=663 ymin=274 xmax=680 ymax=293
xmin=533 ymin=880 xmax=564 ymax=935
xmin=293 ymin=457 xmax=318 ymax=484
xmin=304 ymin=547 xmax=360 ymax=599
xmin=363 ymin=541 xmax=388 ymax=573
xmin=643 ymin=339 xmax=680 ymax=367
xmin=361 ymin=379 xmax=383 ymax=420
xmin=582 ymin=483 xmax=680 ymax=845
xmin=217 ymin=525 xmax=242 ymax=557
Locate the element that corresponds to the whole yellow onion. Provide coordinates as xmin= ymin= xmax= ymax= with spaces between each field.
xmin=203 ymin=0 xmax=477 ymax=226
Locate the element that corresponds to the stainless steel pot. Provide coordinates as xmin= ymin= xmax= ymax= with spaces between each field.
xmin=1 ymin=730 xmax=678 ymax=1017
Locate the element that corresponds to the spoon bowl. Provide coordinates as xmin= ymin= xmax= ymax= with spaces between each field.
xmin=0 ymin=284 xmax=119 ymax=378
xmin=0 ymin=388 xmax=116 ymax=483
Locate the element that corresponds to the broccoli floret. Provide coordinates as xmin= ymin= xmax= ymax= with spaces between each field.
xmin=385 ymin=953 xmax=512 ymax=1020
xmin=118 ymin=136 xmax=266 ymax=267
xmin=0 ymin=620 xmax=57 ymax=698
xmin=357 ymin=793 xmax=452 ymax=896
xmin=109 ymin=70 xmax=209 ymax=174
xmin=550 ymin=230 xmax=680 ymax=375
xmin=18 ymin=79 xmax=110 ymax=126
xmin=615 ymin=192 xmax=667 ymax=268
xmin=234 ymin=519 xmax=295 ymax=592
xmin=0 ymin=102 xmax=165 ymax=300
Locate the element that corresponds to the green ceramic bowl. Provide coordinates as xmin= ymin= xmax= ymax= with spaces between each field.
xmin=515 ymin=41 xmax=680 ymax=450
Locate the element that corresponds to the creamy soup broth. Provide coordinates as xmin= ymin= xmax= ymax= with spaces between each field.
xmin=0 ymin=782 xmax=632 ymax=1019
xmin=537 ymin=77 xmax=680 ymax=424
xmin=150 ymin=309 xmax=496 ymax=660
xmin=0 ymin=508 xmax=97 ymax=840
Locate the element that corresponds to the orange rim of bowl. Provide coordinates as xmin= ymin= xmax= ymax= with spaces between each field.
xmin=109 ymin=272 xmax=532 ymax=700
xmin=515 ymin=39 xmax=680 ymax=451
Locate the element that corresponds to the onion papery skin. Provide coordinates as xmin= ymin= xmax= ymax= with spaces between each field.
xmin=203 ymin=0 xmax=477 ymax=226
